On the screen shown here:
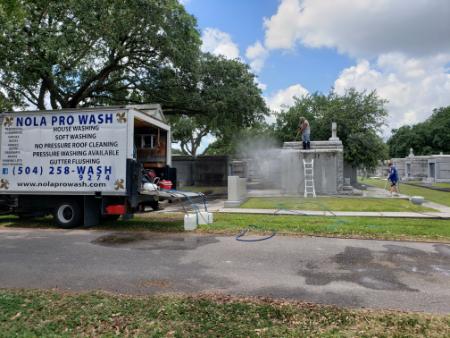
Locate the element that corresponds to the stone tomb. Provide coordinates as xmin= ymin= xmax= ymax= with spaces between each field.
xmin=392 ymin=149 xmax=450 ymax=183
xmin=229 ymin=122 xmax=346 ymax=197
xmin=392 ymin=157 xmax=428 ymax=181
xmin=427 ymin=155 xmax=450 ymax=183
xmin=281 ymin=140 xmax=344 ymax=195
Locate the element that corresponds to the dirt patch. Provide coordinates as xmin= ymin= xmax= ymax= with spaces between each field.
xmin=93 ymin=233 xmax=147 ymax=245
xmin=299 ymin=244 xmax=450 ymax=291
xmin=92 ymin=232 xmax=219 ymax=250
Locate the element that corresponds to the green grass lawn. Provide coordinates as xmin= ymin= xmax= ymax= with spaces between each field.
xmin=399 ymin=180 xmax=450 ymax=189
xmin=240 ymin=197 xmax=435 ymax=212
xmin=433 ymin=182 xmax=450 ymax=188
xmin=361 ymin=177 xmax=450 ymax=207
xmin=1 ymin=289 xmax=448 ymax=337
xmin=205 ymin=213 xmax=450 ymax=242
xmin=3 ymin=213 xmax=449 ymax=242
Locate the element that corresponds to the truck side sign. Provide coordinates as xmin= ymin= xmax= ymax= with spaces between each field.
xmin=0 ymin=111 xmax=128 ymax=194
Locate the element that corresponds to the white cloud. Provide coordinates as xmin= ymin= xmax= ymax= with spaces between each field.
xmin=266 ymin=84 xmax=309 ymax=112
xmin=200 ymin=30 xmax=269 ymax=93
xmin=256 ymin=80 xmax=267 ymax=92
xmin=264 ymin=0 xmax=302 ymax=51
xmin=262 ymin=0 xmax=450 ymax=132
xmin=334 ymin=54 xmax=450 ymax=132
xmin=201 ymin=28 xmax=240 ymax=60
xmin=264 ymin=0 xmax=450 ymax=58
xmin=245 ymin=41 xmax=269 ymax=73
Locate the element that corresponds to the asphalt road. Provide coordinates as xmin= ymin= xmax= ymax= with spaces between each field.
xmin=1 ymin=228 xmax=449 ymax=313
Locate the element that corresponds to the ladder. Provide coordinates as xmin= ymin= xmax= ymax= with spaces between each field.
xmin=303 ymin=159 xmax=316 ymax=198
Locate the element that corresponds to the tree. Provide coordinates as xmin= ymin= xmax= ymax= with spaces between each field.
xmin=170 ymin=114 xmax=209 ymax=156
xmin=274 ymin=89 xmax=388 ymax=170
xmin=0 ymin=91 xmax=12 ymax=112
xmin=204 ymin=122 xmax=276 ymax=156
xmin=345 ymin=130 xmax=388 ymax=169
xmin=387 ymin=106 xmax=450 ymax=157
xmin=169 ymin=53 xmax=268 ymax=156
xmin=387 ymin=125 xmax=427 ymax=157
xmin=0 ymin=0 xmax=200 ymax=110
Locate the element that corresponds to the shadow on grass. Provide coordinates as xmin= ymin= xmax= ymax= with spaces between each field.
xmin=0 ymin=214 xmax=184 ymax=232
xmin=0 ymin=216 xmax=56 ymax=229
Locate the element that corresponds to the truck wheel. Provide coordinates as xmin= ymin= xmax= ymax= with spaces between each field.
xmin=53 ymin=201 xmax=82 ymax=228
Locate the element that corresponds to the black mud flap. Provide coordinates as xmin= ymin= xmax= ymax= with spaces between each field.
xmin=83 ymin=196 xmax=101 ymax=227
xmin=127 ymin=159 xmax=141 ymax=208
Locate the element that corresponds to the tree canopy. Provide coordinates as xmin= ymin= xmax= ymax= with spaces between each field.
xmin=0 ymin=1 xmax=268 ymax=157
xmin=274 ymin=89 xmax=388 ymax=170
xmin=0 ymin=91 xmax=12 ymax=112
xmin=0 ymin=0 xmax=200 ymax=109
xmin=387 ymin=106 xmax=450 ymax=157
xmin=169 ymin=53 xmax=268 ymax=156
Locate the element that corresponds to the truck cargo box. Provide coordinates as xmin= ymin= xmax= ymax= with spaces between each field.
xmin=0 ymin=105 xmax=175 ymax=228
xmin=0 ymin=105 xmax=171 ymax=196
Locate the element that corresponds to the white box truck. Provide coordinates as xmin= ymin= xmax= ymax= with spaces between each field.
xmin=0 ymin=104 xmax=178 ymax=228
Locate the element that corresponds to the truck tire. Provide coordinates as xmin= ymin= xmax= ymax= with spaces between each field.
xmin=53 ymin=201 xmax=82 ymax=228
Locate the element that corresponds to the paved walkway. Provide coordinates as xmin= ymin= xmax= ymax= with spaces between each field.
xmin=362 ymin=185 xmax=409 ymax=199
xmin=1 ymin=228 xmax=449 ymax=313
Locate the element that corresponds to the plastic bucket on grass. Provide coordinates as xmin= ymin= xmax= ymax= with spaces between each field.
xmin=197 ymin=212 xmax=213 ymax=225
xmin=184 ymin=213 xmax=198 ymax=230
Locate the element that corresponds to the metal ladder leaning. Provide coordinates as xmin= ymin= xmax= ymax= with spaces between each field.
xmin=303 ymin=158 xmax=316 ymax=198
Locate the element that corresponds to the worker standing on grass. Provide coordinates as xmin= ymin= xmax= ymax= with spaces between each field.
xmin=298 ymin=117 xmax=311 ymax=150
xmin=387 ymin=161 xmax=399 ymax=196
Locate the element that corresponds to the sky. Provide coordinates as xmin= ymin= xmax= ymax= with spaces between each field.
xmin=182 ymin=0 xmax=450 ymax=139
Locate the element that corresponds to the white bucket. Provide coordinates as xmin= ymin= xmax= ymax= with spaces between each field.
xmin=197 ymin=212 xmax=213 ymax=225
xmin=184 ymin=213 xmax=198 ymax=230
